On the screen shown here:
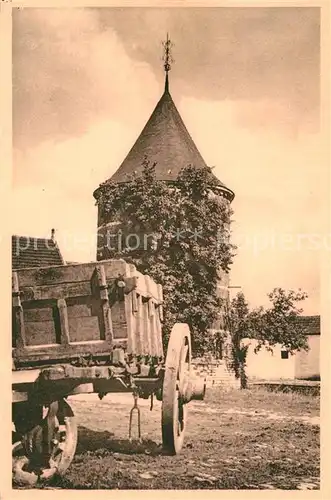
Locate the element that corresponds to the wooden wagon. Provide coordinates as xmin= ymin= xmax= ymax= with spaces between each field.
xmin=12 ymin=259 xmax=206 ymax=486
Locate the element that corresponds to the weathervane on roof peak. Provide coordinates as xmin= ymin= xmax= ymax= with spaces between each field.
xmin=162 ymin=33 xmax=174 ymax=92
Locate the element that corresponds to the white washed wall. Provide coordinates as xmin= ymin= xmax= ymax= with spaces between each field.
xmin=244 ymin=340 xmax=296 ymax=380
xmin=295 ymin=335 xmax=320 ymax=379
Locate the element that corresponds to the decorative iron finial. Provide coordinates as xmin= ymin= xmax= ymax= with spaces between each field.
xmin=162 ymin=33 xmax=174 ymax=92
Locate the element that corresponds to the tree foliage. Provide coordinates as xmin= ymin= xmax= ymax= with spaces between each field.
xmin=95 ymin=159 xmax=236 ymax=354
xmin=248 ymin=288 xmax=309 ymax=353
xmin=224 ymin=292 xmax=251 ymax=388
xmin=225 ymin=288 xmax=309 ymax=388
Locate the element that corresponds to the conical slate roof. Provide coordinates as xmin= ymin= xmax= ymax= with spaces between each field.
xmin=100 ymin=82 xmax=234 ymax=201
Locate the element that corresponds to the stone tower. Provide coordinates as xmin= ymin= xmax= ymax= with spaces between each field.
xmin=93 ymin=37 xmax=235 ymax=346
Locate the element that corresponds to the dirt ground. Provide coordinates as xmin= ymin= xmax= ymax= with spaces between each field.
xmin=35 ymin=385 xmax=321 ymax=490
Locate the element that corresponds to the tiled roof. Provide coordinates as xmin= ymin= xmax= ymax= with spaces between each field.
xmin=295 ymin=315 xmax=320 ymax=335
xmin=99 ymin=85 xmax=234 ymax=200
xmin=12 ymin=235 xmax=65 ymax=269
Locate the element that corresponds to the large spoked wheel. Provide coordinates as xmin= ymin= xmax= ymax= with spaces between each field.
xmin=12 ymin=399 xmax=78 ymax=487
xmin=162 ymin=323 xmax=192 ymax=455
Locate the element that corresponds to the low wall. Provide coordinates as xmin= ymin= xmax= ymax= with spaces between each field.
xmin=251 ymin=379 xmax=320 ymax=396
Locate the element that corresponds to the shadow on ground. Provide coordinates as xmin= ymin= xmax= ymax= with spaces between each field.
xmin=76 ymin=425 xmax=165 ymax=456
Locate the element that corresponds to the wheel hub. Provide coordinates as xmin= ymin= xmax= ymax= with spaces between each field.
xmin=180 ymin=375 xmax=206 ymax=404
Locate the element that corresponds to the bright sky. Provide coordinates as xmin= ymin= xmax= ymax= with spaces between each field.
xmin=12 ymin=7 xmax=328 ymax=314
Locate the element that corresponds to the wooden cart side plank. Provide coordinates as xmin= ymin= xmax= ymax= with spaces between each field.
xmin=133 ymin=266 xmax=160 ymax=302
xmin=125 ymin=292 xmax=135 ymax=355
xmin=143 ymin=299 xmax=152 ymax=356
xmin=133 ymin=287 xmax=161 ymax=303
xmin=12 ymin=260 xmax=164 ymax=364
xmin=67 ymin=316 xmax=100 ymax=342
xmin=94 ymin=264 xmax=113 ymax=343
xmin=135 ymin=293 xmax=144 ymax=355
xmin=154 ymin=302 xmax=163 ymax=357
xmin=22 ymin=319 xmax=59 ymax=346
xmin=135 ymin=274 xmax=159 ymax=301
xmin=110 ymin=299 xmax=128 ymax=340
xmin=13 ymin=340 xmax=127 ymax=364
xmin=19 ymin=282 xmax=92 ymax=302
xmin=93 ymin=265 xmax=108 ymax=301
xmin=14 ymin=260 xmax=131 ymax=288
xmin=102 ymin=303 xmax=113 ymax=343
xmin=149 ymin=299 xmax=158 ymax=357
xmin=57 ymin=298 xmax=70 ymax=345
xmin=17 ymin=278 xmax=161 ymax=305
xmin=155 ymin=284 xmax=164 ymax=357
xmin=151 ymin=301 xmax=161 ymax=358
xmin=141 ymin=277 xmax=150 ymax=355
xmin=13 ymin=307 xmax=26 ymax=349
xmin=144 ymin=275 xmax=158 ymax=356
xmin=14 ymin=261 xmax=162 ymax=301
xmin=132 ymin=290 xmax=138 ymax=314
xmin=12 ymin=271 xmax=26 ymax=348
xmin=155 ymin=306 xmax=164 ymax=358
xmin=14 ymin=263 xmax=96 ymax=288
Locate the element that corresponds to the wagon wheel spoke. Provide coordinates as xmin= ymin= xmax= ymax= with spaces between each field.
xmin=178 ymin=344 xmax=189 ymax=380
xmin=177 ymin=401 xmax=184 ymax=435
xmin=42 ymin=401 xmax=59 ymax=464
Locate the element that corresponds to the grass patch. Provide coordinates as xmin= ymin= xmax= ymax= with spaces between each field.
xmin=206 ymin=385 xmax=320 ymax=417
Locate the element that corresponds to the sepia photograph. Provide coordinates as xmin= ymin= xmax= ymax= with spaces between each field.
xmin=9 ymin=4 xmax=328 ymax=492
